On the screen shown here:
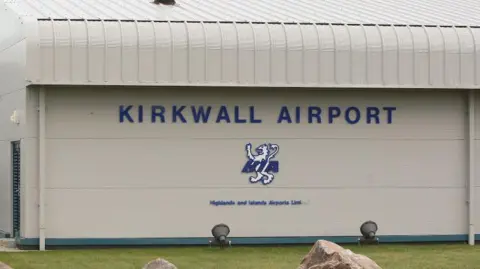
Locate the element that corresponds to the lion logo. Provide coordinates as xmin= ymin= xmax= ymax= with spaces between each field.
xmin=241 ymin=143 xmax=280 ymax=185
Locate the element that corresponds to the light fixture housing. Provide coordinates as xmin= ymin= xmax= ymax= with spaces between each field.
xmin=209 ymin=223 xmax=231 ymax=248
xmin=358 ymin=220 xmax=379 ymax=245
xmin=360 ymin=220 xmax=378 ymax=239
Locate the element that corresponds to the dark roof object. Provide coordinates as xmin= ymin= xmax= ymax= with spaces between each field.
xmin=153 ymin=0 xmax=176 ymax=5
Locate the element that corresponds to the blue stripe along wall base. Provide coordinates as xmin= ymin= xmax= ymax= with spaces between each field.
xmin=16 ymin=234 xmax=480 ymax=247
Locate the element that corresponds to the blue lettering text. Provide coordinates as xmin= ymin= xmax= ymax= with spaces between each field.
xmin=172 ymin=105 xmax=187 ymax=123
xmin=249 ymin=106 xmax=262 ymax=123
xmin=191 ymin=105 xmax=211 ymax=123
xmin=117 ymin=105 xmax=397 ymax=125
xmin=151 ymin=105 xmax=166 ymax=123
xmin=328 ymin=106 xmax=342 ymax=123
xmin=216 ymin=105 xmax=231 ymax=123
xmin=366 ymin=107 xmax=380 ymax=124
xmin=308 ymin=106 xmax=322 ymax=123
xmin=234 ymin=106 xmax=247 ymax=124
xmin=119 ymin=105 xmax=134 ymax=123
xmin=383 ymin=106 xmax=396 ymax=124
xmin=345 ymin=106 xmax=361 ymax=124
xmin=277 ymin=106 xmax=292 ymax=123
xmin=138 ymin=105 xmax=144 ymax=123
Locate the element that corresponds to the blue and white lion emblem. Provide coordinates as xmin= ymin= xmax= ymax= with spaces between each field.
xmin=241 ymin=143 xmax=280 ymax=185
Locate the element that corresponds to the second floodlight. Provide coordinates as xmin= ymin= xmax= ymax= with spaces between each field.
xmin=358 ymin=220 xmax=379 ymax=245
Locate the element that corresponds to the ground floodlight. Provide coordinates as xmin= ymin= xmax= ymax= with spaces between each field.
xmin=358 ymin=220 xmax=379 ymax=245
xmin=212 ymin=223 xmax=230 ymax=244
xmin=209 ymin=223 xmax=232 ymax=248
xmin=360 ymin=220 xmax=378 ymax=239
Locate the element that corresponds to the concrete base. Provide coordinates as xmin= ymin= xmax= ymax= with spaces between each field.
xmin=0 ymin=239 xmax=17 ymax=249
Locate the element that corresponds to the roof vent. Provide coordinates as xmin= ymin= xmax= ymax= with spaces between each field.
xmin=153 ymin=0 xmax=176 ymax=5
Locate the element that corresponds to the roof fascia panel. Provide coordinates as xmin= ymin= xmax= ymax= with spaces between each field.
xmin=26 ymin=20 xmax=480 ymax=88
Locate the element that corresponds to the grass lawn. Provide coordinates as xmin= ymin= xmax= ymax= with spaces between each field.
xmin=0 ymin=244 xmax=479 ymax=269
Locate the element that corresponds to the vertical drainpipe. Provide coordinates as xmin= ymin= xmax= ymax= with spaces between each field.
xmin=39 ymin=87 xmax=46 ymax=251
xmin=468 ymin=89 xmax=476 ymax=246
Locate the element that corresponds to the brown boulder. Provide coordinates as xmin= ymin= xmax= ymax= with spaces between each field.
xmin=142 ymin=258 xmax=177 ymax=269
xmin=298 ymin=240 xmax=382 ymax=269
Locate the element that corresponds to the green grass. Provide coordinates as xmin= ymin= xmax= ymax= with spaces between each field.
xmin=0 ymin=244 xmax=479 ymax=269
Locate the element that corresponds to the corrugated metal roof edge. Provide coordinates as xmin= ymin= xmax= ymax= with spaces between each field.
xmin=36 ymin=18 xmax=480 ymax=29
xmin=25 ymin=17 xmax=480 ymax=88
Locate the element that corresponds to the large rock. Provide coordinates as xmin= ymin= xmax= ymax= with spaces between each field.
xmin=142 ymin=258 xmax=177 ymax=269
xmin=298 ymin=240 xmax=382 ymax=269
xmin=0 ymin=262 xmax=12 ymax=269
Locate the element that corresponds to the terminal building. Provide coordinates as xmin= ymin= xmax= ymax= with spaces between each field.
xmin=0 ymin=0 xmax=479 ymax=250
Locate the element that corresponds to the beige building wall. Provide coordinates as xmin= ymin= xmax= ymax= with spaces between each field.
xmin=0 ymin=7 xmax=27 ymax=234
xmin=19 ymin=86 xmax=469 ymax=240
xmin=474 ymin=93 xmax=480 ymax=240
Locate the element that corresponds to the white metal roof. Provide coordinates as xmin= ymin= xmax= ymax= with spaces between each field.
xmin=5 ymin=0 xmax=480 ymax=25
xmin=3 ymin=0 xmax=480 ymax=88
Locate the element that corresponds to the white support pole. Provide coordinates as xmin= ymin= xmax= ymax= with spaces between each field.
xmin=468 ymin=89 xmax=476 ymax=246
xmin=39 ymin=87 xmax=46 ymax=251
